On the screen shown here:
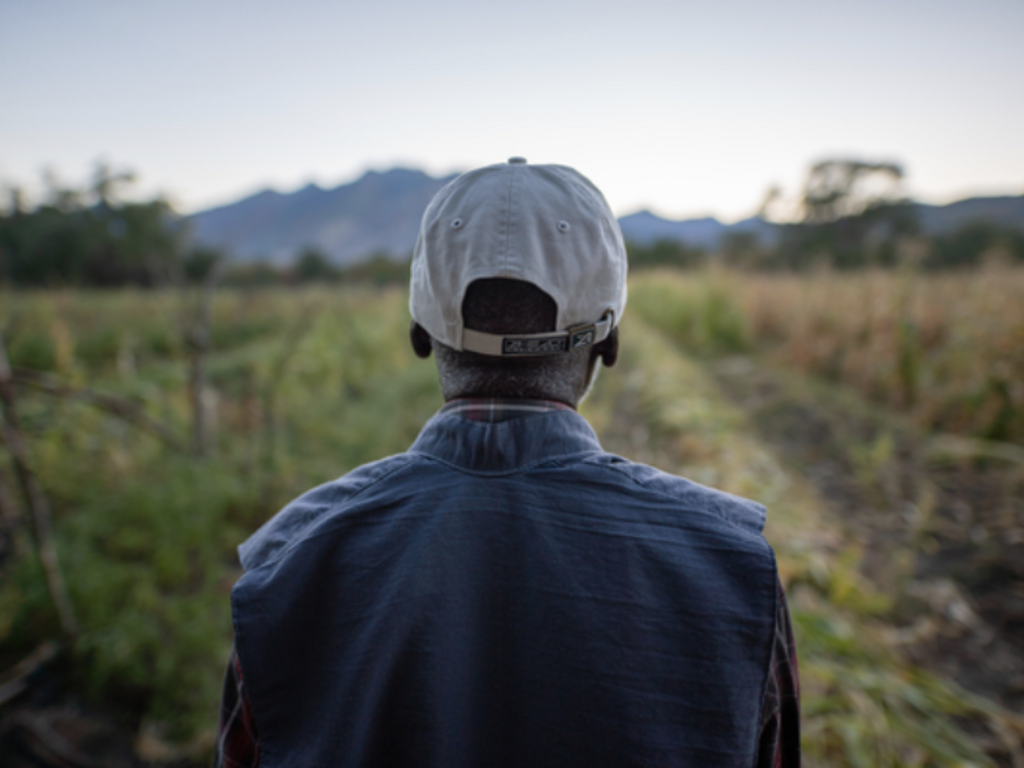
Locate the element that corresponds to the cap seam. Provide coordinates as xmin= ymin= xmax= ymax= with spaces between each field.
xmin=504 ymin=163 xmax=518 ymax=273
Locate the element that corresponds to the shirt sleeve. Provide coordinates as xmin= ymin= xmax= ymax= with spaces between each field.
xmin=213 ymin=647 xmax=261 ymax=768
xmin=756 ymin=580 xmax=801 ymax=768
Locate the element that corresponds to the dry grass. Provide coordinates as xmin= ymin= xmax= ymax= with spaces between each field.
xmin=630 ymin=266 xmax=1024 ymax=446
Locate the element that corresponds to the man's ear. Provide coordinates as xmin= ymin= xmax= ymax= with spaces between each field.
xmin=410 ymin=322 xmax=433 ymax=359
xmin=593 ymin=326 xmax=618 ymax=368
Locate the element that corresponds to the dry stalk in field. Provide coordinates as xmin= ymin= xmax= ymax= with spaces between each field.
xmin=0 ymin=471 xmax=27 ymax=562
xmin=261 ymin=301 xmax=323 ymax=477
xmin=186 ymin=257 xmax=226 ymax=457
xmin=729 ymin=268 xmax=1024 ymax=443
xmin=146 ymin=244 xmax=225 ymax=458
xmin=11 ymin=368 xmax=185 ymax=452
xmin=0 ymin=333 xmax=78 ymax=638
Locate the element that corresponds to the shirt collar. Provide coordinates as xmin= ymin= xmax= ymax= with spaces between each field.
xmin=440 ymin=397 xmax=576 ymax=424
xmin=411 ymin=401 xmax=601 ymax=473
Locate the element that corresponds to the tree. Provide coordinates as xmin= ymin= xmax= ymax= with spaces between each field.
xmin=0 ymin=164 xmax=186 ymax=287
xmin=341 ymin=252 xmax=410 ymax=286
xmin=720 ymin=231 xmax=767 ymax=269
xmin=292 ymin=247 xmax=339 ymax=283
xmin=801 ymin=160 xmax=905 ymax=223
xmin=925 ymin=222 xmax=1024 ymax=270
xmin=626 ymin=239 xmax=706 ymax=270
xmin=90 ymin=160 xmax=136 ymax=209
xmin=772 ymin=159 xmax=919 ymax=270
xmin=181 ymin=246 xmax=224 ymax=284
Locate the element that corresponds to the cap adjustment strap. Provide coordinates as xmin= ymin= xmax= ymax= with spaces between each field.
xmin=460 ymin=312 xmax=614 ymax=357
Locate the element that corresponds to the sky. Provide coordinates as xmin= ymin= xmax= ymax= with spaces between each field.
xmin=2 ymin=0 xmax=1022 ymax=222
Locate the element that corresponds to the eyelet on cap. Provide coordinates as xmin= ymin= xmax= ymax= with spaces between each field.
xmin=450 ymin=218 xmax=464 ymax=229
xmin=558 ymin=220 xmax=571 ymax=232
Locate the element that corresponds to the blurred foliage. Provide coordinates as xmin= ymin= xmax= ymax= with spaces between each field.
xmin=5 ymin=159 xmax=1022 ymax=289
xmin=3 ymin=459 xmax=250 ymax=739
xmin=771 ymin=202 xmax=920 ymax=271
xmin=772 ymin=160 xmax=921 ymax=271
xmin=219 ymin=261 xmax=282 ymax=288
xmin=625 ymin=239 xmax=707 ymax=270
xmin=292 ymin=247 xmax=339 ymax=283
xmin=0 ymin=287 xmax=442 ymax=748
xmin=626 ymin=215 xmax=1024 ymax=275
xmin=0 ymin=163 xmax=198 ymax=287
xmin=339 ymin=252 xmax=410 ymax=286
xmin=630 ymin=267 xmax=1024 ymax=445
xmin=221 ymin=252 xmax=410 ymax=288
xmin=924 ymin=221 xmax=1024 ymax=270
xmin=800 ymin=160 xmax=906 ymax=223
xmin=626 ymin=159 xmax=1024 ymax=274
xmin=628 ymin=270 xmax=749 ymax=356
xmin=0 ymin=166 xmax=415 ymax=289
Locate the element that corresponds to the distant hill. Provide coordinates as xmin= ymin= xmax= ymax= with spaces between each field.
xmin=619 ymin=195 xmax=1024 ymax=250
xmin=188 ymin=170 xmax=1024 ymax=263
xmin=914 ymin=195 xmax=1024 ymax=235
xmin=617 ymin=211 xmax=779 ymax=248
xmin=188 ymin=168 xmax=457 ymax=265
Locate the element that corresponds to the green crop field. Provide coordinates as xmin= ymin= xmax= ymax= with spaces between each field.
xmin=1 ymin=273 xmax=1023 ymax=765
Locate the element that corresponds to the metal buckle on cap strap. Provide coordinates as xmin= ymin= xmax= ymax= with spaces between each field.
xmin=575 ymin=310 xmax=614 ymax=351
xmin=568 ymin=323 xmax=597 ymax=350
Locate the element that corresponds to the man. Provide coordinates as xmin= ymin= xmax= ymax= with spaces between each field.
xmin=216 ymin=158 xmax=799 ymax=767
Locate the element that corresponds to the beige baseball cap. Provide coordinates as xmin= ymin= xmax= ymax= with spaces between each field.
xmin=409 ymin=157 xmax=627 ymax=357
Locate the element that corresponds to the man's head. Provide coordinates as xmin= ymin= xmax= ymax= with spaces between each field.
xmin=408 ymin=158 xmax=627 ymax=407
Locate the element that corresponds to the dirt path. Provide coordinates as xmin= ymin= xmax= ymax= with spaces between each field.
xmin=708 ymin=355 xmax=1024 ymax=714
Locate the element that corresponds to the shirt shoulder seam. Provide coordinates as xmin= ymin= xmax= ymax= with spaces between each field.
xmin=597 ymin=459 xmax=770 ymax=541
xmin=243 ymin=454 xmax=419 ymax=571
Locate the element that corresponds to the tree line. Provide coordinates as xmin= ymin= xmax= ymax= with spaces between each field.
xmin=630 ymin=161 xmax=1024 ymax=272
xmin=3 ymin=161 xmax=1022 ymax=288
xmin=1 ymin=165 xmax=183 ymax=286
xmin=0 ymin=164 xmax=410 ymax=289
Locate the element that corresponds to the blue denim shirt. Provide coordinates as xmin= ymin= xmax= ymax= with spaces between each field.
xmin=232 ymin=406 xmax=778 ymax=767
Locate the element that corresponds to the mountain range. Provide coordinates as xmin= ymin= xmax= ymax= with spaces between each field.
xmin=188 ymin=169 xmax=1024 ymax=264
xmin=188 ymin=169 xmax=456 ymax=265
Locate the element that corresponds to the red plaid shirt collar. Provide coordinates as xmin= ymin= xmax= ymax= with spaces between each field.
xmin=439 ymin=397 xmax=576 ymax=423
